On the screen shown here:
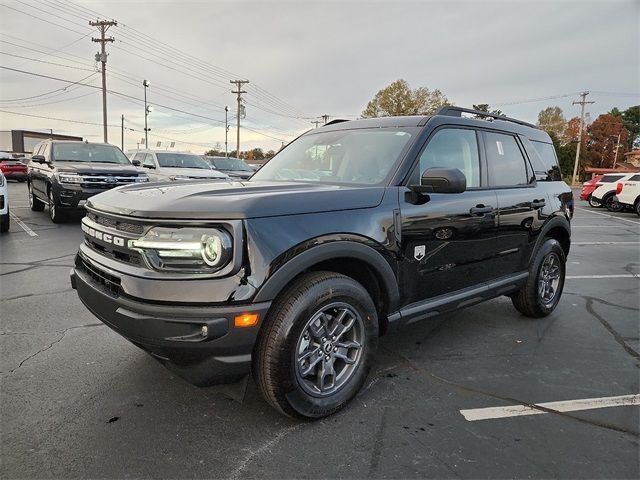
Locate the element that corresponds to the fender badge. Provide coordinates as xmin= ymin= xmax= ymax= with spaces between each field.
xmin=414 ymin=245 xmax=425 ymax=261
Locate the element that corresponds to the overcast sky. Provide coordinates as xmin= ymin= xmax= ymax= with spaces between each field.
xmin=0 ymin=0 xmax=638 ymax=153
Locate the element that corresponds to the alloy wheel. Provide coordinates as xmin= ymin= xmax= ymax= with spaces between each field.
xmin=294 ymin=302 xmax=364 ymax=397
xmin=538 ymin=252 xmax=561 ymax=304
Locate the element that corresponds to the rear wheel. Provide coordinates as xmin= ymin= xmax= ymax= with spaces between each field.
xmin=587 ymin=195 xmax=601 ymax=208
xmin=28 ymin=182 xmax=45 ymax=211
xmin=604 ymin=194 xmax=624 ymax=212
xmin=48 ymin=188 xmax=65 ymax=223
xmin=636 ymin=200 xmax=640 ymax=217
xmin=253 ymin=271 xmax=378 ymax=419
xmin=511 ymin=238 xmax=566 ymax=318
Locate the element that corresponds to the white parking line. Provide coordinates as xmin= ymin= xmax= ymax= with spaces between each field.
xmin=460 ymin=394 xmax=640 ymax=421
xmin=8 ymin=211 xmax=38 ymax=237
xmin=573 ymin=241 xmax=640 ymax=245
xmin=566 ymin=274 xmax=638 ymax=279
xmin=574 ymin=207 xmax=640 ymax=225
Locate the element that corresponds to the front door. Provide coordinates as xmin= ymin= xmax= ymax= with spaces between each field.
xmin=399 ymin=127 xmax=499 ymax=304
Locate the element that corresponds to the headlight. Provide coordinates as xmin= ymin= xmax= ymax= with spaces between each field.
xmin=57 ymin=173 xmax=83 ymax=184
xmin=129 ymin=227 xmax=232 ymax=272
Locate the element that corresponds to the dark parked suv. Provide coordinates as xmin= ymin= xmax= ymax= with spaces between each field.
xmin=71 ymin=107 xmax=573 ymax=418
xmin=28 ymin=141 xmax=148 ymax=222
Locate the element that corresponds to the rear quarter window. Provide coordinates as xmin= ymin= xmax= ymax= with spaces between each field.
xmin=530 ymin=140 xmax=561 ymax=181
xmin=600 ymin=174 xmax=625 ymax=183
xmin=627 ymin=174 xmax=640 ymax=181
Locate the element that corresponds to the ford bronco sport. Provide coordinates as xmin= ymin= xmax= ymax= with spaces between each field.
xmin=71 ymin=106 xmax=573 ymax=419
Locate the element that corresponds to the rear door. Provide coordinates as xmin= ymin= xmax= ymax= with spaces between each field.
xmin=399 ymin=126 xmax=499 ymax=302
xmin=482 ymin=130 xmax=545 ymax=276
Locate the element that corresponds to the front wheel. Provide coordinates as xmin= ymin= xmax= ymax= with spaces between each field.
xmin=253 ymin=271 xmax=378 ymax=419
xmin=48 ymin=188 xmax=65 ymax=223
xmin=587 ymin=195 xmax=601 ymax=208
xmin=511 ymin=238 xmax=566 ymax=318
xmin=28 ymin=182 xmax=45 ymax=211
xmin=0 ymin=208 xmax=9 ymax=233
xmin=636 ymin=201 xmax=640 ymax=217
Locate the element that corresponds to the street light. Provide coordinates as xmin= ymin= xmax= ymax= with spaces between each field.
xmin=143 ymin=79 xmax=150 ymax=147
xmin=224 ymin=106 xmax=230 ymax=158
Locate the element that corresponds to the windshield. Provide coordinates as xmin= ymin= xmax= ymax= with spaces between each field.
xmin=52 ymin=143 xmax=131 ymax=164
xmin=211 ymin=157 xmax=253 ymax=171
xmin=156 ymin=153 xmax=211 ymax=169
xmin=251 ymin=128 xmax=416 ymax=185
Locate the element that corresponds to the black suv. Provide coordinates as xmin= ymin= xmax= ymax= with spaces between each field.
xmin=71 ymin=107 xmax=573 ymax=419
xmin=28 ymin=140 xmax=149 ymax=223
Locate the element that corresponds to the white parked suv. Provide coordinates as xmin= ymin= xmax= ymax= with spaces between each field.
xmin=590 ymin=172 xmax=640 ymax=212
xmin=613 ymin=173 xmax=640 ymax=217
xmin=129 ymin=150 xmax=229 ymax=182
xmin=0 ymin=171 xmax=9 ymax=232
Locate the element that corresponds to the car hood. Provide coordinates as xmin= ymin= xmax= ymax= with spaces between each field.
xmin=155 ymin=167 xmax=228 ymax=179
xmin=53 ymin=162 xmax=140 ymax=175
xmin=87 ymin=180 xmax=385 ymax=219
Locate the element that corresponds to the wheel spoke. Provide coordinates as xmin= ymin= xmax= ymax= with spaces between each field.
xmin=335 ymin=340 xmax=361 ymax=350
xmin=308 ymin=314 xmax=330 ymax=340
xmin=334 ymin=347 xmax=356 ymax=365
xmin=317 ymin=359 xmax=335 ymax=391
xmin=299 ymin=353 xmax=322 ymax=377
xmin=330 ymin=310 xmax=356 ymax=341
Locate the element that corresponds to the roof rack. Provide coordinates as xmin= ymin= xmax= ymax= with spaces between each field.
xmin=435 ymin=106 xmax=537 ymax=129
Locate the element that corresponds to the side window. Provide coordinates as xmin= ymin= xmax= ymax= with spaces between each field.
xmin=418 ymin=128 xmax=480 ymax=188
xmin=484 ymin=132 xmax=528 ymax=186
xmin=133 ymin=152 xmax=145 ymax=162
xmin=628 ymin=174 xmax=640 ymax=181
xmin=142 ymin=153 xmax=155 ymax=168
xmin=600 ymin=174 xmax=624 ymax=183
xmin=529 ymin=140 xmax=561 ymax=181
xmin=32 ymin=144 xmax=42 ymax=156
xmin=41 ymin=143 xmax=51 ymax=159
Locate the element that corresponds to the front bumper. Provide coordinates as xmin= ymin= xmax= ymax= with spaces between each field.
xmin=2 ymin=171 xmax=27 ymax=180
xmin=70 ymin=256 xmax=271 ymax=386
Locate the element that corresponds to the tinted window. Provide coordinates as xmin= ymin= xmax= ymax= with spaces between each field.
xmin=600 ymin=174 xmax=625 ymax=183
xmin=628 ymin=174 xmax=640 ymax=181
xmin=419 ymin=128 xmax=480 ymax=187
xmin=211 ymin=157 xmax=252 ymax=171
xmin=156 ymin=153 xmax=211 ymax=169
xmin=133 ymin=152 xmax=146 ymax=162
xmin=530 ymin=140 xmax=562 ymax=181
xmin=52 ymin=143 xmax=130 ymax=164
xmin=142 ymin=154 xmax=155 ymax=168
xmin=485 ymin=132 xmax=528 ymax=186
xmin=252 ymin=128 xmax=416 ymax=185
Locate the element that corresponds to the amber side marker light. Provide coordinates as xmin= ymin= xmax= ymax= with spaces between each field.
xmin=234 ymin=313 xmax=259 ymax=328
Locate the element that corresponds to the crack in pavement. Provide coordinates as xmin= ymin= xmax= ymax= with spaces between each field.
xmin=3 ymin=323 xmax=104 ymax=374
xmin=2 ymin=288 xmax=74 ymax=302
xmin=0 ymin=323 xmax=103 ymax=337
xmin=564 ymin=292 xmax=640 ymax=312
xmin=584 ymin=298 xmax=640 ymax=360
xmin=380 ymin=345 xmax=640 ymax=438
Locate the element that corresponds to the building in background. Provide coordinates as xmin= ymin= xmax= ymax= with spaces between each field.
xmin=0 ymin=130 xmax=83 ymax=154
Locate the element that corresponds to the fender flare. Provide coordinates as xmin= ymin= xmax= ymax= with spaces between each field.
xmin=533 ymin=214 xmax=571 ymax=258
xmin=252 ymin=240 xmax=400 ymax=310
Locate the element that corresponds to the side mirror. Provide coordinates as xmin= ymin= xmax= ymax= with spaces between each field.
xmin=32 ymin=155 xmax=46 ymax=163
xmin=413 ymin=167 xmax=466 ymax=194
xmin=132 ymin=159 xmax=141 ymax=166
xmin=143 ymin=164 xmax=156 ymax=169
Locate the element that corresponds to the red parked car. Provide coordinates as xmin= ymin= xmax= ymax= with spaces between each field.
xmin=0 ymin=154 xmax=27 ymax=182
xmin=579 ymin=175 xmax=603 ymax=202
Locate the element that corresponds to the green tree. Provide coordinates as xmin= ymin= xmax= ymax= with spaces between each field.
xmin=586 ymin=114 xmax=629 ymax=168
xmin=622 ymin=105 xmax=640 ymax=149
xmin=472 ymin=104 xmax=504 ymax=117
xmin=537 ymin=106 xmax=566 ymax=139
xmin=549 ymin=132 xmax=576 ymax=178
xmin=361 ymin=79 xmax=449 ymax=118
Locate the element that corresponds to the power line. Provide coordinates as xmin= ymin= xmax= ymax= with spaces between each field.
xmin=0 ymin=71 xmax=97 ymax=102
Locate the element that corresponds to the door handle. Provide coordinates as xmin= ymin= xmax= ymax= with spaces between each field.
xmin=469 ymin=205 xmax=493 ymax=215
xmin=530 ymin=199 xmax=546 ymax=209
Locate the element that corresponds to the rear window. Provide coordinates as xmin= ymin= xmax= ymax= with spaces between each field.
xmin=156 ymin=153 xmax=211 ymax=169
xmin=627 ymin=174 xmax=640 ymax=181
xmin=530 ymin=140 xmax=561 ymax=181
xmin=600 ymin=174 xmax=625 ymax=183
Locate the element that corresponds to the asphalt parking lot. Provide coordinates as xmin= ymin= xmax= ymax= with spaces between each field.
xmin=1 ymin=181 xmax=638 ymax=479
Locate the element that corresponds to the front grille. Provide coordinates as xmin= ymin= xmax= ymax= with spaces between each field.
xmin=87 ymin=212 xmax=145 ymax=235
xmin=79 ymin=256 xmax=121 ymax=296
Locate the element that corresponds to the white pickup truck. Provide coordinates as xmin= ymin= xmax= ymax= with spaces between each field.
xmin=613 ymin=173 xmax=640 ymax=216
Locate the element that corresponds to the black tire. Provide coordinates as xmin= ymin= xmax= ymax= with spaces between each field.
xmin=48 ymin=187 xmax=65 ymax=223
xmin=28 ymin=182 xmax=45 ymax=211
xmin=511 ymin=238 xmax=566 ymax=318
xmin=636 ymin=201 xmax=640 ymax=218
xmin=253 ymin=271 xmax=378 ymax=419
xmin=587 ymin=195 xmax=601 ymax=208
xmin=604 ymin=193 xmax=623 ymax=212
xmin=0 ymin=208 xmax=9 ymax=233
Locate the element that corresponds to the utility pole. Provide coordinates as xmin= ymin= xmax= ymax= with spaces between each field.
xmin=311 ymin=119 xmax=322 ymax=128
xmin=571 ymin=91 xmax=594 ymax=186
xmin=612 ymin=131 xmax=622 ymax=169
xmin=121 ymin=114 xmax=124 ymax=151
xmin=321 ymin=114 xmax=330 ymax=125
xmin=230 ymin=80 xmax=249 ymax=156
xmin=224 ymin=106 xmax=230 ymax=157
xmin=90 ymin=19 xmax=117 ymax=143
xmin=143 ymin=80 xmax=152 ymax=148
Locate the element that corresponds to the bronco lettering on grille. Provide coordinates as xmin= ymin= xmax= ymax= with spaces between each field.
xmin=82 ymin=222 xmax=125 ymax=247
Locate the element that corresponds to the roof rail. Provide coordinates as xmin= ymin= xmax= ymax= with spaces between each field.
xmin=435 ymin=106 xmax=537 ymax=129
